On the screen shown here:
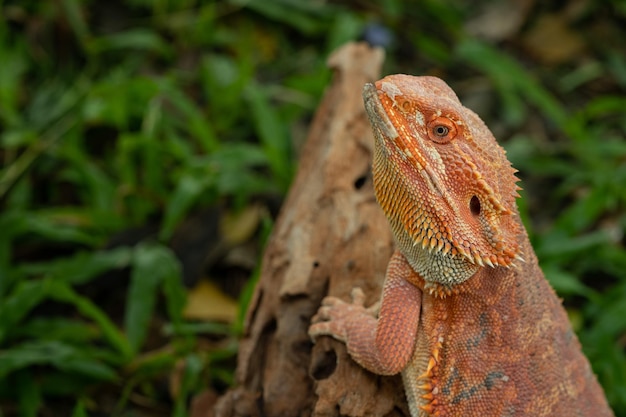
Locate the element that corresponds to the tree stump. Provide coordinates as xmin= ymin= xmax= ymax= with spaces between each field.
xmin=213 ymin=42 xmax=408 ymax=417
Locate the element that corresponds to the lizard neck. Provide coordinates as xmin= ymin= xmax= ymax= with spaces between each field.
xmin=373 ymin=135 xmax=480 ymax=288
xmin=391 ymin=215 xmax=480 ymax=291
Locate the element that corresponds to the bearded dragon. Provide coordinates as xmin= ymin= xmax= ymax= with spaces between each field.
xmin=308 ymin=74 xmax=614 ymax=416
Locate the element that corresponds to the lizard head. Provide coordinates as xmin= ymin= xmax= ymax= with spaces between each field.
xmin=363 ymin=74 xmax=522 ymax=287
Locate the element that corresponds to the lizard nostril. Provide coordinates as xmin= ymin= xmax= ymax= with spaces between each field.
xmin=470 ymin=195 xmax=481 ymax=216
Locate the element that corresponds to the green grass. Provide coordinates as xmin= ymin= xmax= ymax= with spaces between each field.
xmin=1 ymin=0 xmax=625 ymax=415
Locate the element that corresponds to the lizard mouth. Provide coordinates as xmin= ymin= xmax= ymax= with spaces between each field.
xmin=363 ymin=83 xmax=399 ymax=141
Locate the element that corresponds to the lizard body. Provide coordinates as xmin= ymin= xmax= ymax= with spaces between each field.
xmin=309 ymin=74 xmax=613 ymax=416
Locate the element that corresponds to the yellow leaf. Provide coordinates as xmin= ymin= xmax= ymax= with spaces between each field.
xmin=522 ymin=14 xmax=585 ymax=65
xmin=220 ymin=204 xmax=265 ymax=245
xmin=183 ymin=280 xmax=237 ymax=323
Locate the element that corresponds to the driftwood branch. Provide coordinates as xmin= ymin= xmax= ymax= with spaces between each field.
xmin=214 ymin=42 xmax=408 ymax=417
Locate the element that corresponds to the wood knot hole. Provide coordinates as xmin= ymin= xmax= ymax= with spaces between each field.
xmin=354 ymin=175 xmax=367 ymax=190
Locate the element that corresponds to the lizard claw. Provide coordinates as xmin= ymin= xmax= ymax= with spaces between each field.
xmin=350 ymin=287 xmax=366 ymax=306
xmin=308 ymin=287 xmax=376 ymax=342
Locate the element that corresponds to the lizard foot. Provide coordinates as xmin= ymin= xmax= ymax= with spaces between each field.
xmin=309 ymin=287 xmax=377 ymax=343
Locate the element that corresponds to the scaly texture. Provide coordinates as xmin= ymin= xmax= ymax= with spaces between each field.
xmin=309 ymin=74 xmax=614 ymax=416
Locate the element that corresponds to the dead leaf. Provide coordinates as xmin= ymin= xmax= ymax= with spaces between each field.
xmin=522 ymin=13 xmax=586 ymax=65
xmin=184 ymin=280 xmax=238 ymax=323
xmin=169 ymin=358 xmax=186 ymax=400
xmin=220 ymin=204 xmax=265 ymax=245
xmin=190 ymin=389 xmax=219 ymax=417
xmin=465 ymin=0 xmax=534 ymax=41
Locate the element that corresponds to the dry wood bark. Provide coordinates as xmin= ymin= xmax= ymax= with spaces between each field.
xmin=213 ymin=42 xmax=409 ymax=417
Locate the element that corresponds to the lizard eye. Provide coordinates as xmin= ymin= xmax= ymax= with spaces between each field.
xmin=427 ymin=117 xmax=457 ymax=143
xmin=434 ymin=125 xmax=449 ymax=136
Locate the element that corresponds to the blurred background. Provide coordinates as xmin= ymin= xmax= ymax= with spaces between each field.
xmin=0 ymin=0 xmax=625 ymax=416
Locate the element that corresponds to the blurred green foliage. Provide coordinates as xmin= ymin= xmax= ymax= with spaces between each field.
xmin=0 ymin=0 xmax=625 ymax=416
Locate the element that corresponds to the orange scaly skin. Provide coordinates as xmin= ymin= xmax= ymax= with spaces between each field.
xmin=309 ymin=74 xmax=614 ymax=416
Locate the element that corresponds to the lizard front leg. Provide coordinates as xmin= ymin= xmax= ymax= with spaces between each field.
xmin=309 ymin=250 xmax=422 ymax=375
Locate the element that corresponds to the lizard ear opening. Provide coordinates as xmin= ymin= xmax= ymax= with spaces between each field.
xmin=470 ymin=195 xmax=481 ymax=216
